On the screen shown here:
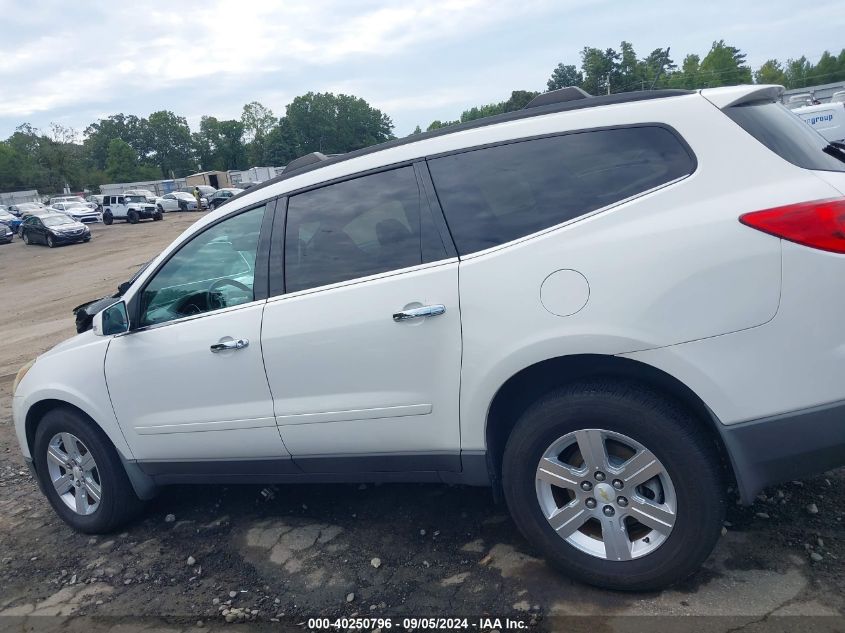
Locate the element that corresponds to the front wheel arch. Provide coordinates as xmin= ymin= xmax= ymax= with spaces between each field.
xmin=24 ymin=399 xmax=156 ymax=500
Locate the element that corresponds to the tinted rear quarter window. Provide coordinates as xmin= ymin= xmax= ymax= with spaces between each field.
xmin=428 ymin=126 xmax=695 ymax=254
xmin=725 ymin=100 xmax=845 ymax=173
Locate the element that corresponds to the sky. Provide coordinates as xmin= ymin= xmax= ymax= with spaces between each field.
xmin=1 ymin=0 xmax=844 ymax=142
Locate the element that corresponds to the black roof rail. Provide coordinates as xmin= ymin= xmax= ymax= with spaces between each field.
xmin=525 ymin=86 xmax=591 ymax=108
xmin=225 ymin=89 xmax=694 ymax=206
xmin=284 ymin=151 xmax=329 ymax=174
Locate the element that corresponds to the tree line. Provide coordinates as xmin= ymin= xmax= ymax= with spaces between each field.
xmin=2 ymin=40 xmax=844 ymax=194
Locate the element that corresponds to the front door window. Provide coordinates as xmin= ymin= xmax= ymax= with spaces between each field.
xmin=140 ymin=206 xmax=265 ymax=326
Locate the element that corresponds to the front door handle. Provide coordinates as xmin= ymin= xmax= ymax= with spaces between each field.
xmin=210 ymin=338 xmax=249 ymax=352
xmin=392 ymin=305 xmax=446 ymax=322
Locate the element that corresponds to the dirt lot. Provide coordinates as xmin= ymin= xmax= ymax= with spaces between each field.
xmin=0 ymin=213 xmax=843 ymax=631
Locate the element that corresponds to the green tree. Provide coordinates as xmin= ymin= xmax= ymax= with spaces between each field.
xmin=811 ymin=50 xmax=845 ymax=84
xmin=580 ymin=46 xmax=620 ymax=95
xmin=755 ymin=59 xmax=787 ymax=85
xmin=271 ymin=92 xmax=393 ymax=161
xmin=698 ymin=40 xmax=752 ymax=87
xmin=784 ymin=56 xmax=812 ymax=88
xmin=426 ymin=119 xmax=460 ymax=131
xmin=105 ymin=138 xmax=138 ymax=182
xmin=241 ymin=101 xmax=277 ymax=165
xmin=547 ymin=63 xmax=583 ymax=90
xmin=146 ymin=110 xmax=196 ymax=177
xmin=83 ymin=114 xmax=150 ymax=170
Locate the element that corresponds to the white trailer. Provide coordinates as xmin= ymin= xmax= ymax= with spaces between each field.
xmin=791 ymin=100 xmax=845 ymax=142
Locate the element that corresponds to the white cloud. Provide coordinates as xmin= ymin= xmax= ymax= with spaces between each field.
xmin=0 ymin=0 xmax=843 ymax=137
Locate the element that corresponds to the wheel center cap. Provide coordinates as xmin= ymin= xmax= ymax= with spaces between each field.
xmin=594 ymin=483 xmax=615 ymax=503
xmin=72 ymin=465 xmax=82 ymax=481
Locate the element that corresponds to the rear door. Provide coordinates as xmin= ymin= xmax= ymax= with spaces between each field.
xmin=260 ymin=164 xmax=463 ymax=472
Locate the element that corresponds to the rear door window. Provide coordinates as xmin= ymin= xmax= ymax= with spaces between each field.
xmin=284 ymin=166 xmax=447 ymax=293
xmin=428 ymin=126 xmax=695 ymax=255
xmin=725 ymin=100 xmax=845 ymax=173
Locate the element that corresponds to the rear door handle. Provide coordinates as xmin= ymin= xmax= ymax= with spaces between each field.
xmin=210 ymin=338 xmax=249 ymax=352
xmin=392 ymin=305 xmax=446 ymax=322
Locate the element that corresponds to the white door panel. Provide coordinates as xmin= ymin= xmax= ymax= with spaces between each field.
xmin=262 ymin=262 xmax=461 ymax=456
xmin=105 ymin=302 xmax=287 ymax=461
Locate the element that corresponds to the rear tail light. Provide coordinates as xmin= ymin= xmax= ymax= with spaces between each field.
xmin=740 ymin=197 xmax=845 ymax=254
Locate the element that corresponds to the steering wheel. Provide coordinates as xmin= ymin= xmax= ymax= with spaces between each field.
xmin=207 ymin=278 xmax=252 ymax=310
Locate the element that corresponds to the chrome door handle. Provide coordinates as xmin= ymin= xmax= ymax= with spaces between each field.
xmin=210 ymin=338 xmax=249 ymax=352
xmin=392 ymin=305 xmax=446 ymax=322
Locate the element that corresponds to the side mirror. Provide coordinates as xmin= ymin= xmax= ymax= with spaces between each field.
xmin=93 ymin=301 xmax=129 ymax=336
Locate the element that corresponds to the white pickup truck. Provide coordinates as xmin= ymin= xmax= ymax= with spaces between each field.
xmin=790 ymin=91 xmax=845 ymax=142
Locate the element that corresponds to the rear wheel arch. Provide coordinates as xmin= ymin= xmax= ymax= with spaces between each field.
xmin=485 ymin=354 xmax=734 ymax=492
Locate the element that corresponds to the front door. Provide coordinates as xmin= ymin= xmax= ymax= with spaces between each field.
xmin=260 ymin=165 xmax=463 ymax=472
xmin=105 ymin=204 xmax=289 ymax=465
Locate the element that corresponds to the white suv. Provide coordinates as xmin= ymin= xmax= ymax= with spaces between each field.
xmin=102 ymin=194 xmax=162 ymax=225
xmin=12 ymin=85 xmax=845 ymax=590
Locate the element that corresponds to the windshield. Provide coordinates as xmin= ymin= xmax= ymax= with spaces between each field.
xmin=726 ymin=100 xmax=845 ymax=172
xmin=43 ymin=215 xmax=75 ymax=226
xmin=125 ymin=195 xmax=146 ymax=203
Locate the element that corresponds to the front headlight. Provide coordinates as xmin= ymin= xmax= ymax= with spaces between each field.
xmin=12 ymin=359 xmax=35 ymax=395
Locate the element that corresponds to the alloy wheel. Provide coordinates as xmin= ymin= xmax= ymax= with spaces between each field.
xmin=46 ymin=432 xmax=102 ymax=515
xmin=535 ymin=428 xmax=676 ymax=561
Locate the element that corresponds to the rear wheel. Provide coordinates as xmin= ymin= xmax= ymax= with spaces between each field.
xmin=502 ymin=380 xmax=724 ymax=591
xmin=127 ymin=210 xmax=139 ymax=224
xmin=33 ymin=407 xmax=144 ymax=533
xmin=103 ymin=212 xmax=113 ymax=225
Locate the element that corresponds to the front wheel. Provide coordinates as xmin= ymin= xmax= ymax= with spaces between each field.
xmin=32 ymin=407 xmax=144 ymax=533
xmin=22 ymin=232 xmax=30 ymax=245
xmin=127 ymin=210 xmax=139 ymax=224
xmin=46 ymin=234 xmax=55 ymax=248
xmin=502 ymin=381 xmax=724 ymax=591
xmin=153 ymin=211 xmax=163 ymax=221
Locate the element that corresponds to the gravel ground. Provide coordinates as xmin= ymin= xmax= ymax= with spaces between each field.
xmin=0 ymin=213 xmax=842 ymax=631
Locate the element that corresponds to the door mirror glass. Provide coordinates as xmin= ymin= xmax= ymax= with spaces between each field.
xmin=93 ymin=301 xmax=129 ymax=336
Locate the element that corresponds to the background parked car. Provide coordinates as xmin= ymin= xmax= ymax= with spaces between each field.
xmin=180 ymin=185 xmax=216 ymax=199
xmin=20 ymin=213 xmax=90 ymax=247
xmin=156 ymin=191 xmax=204 ymax=212
xmin=0 ymin=220 xmax=13 ymax=244
xmin=8 ymin=202 xmax=46 ymax=217
xmin=49 ymin=196 xmax=98 ymax=211
xmin=88 ymin=194 xmax=105 ymax=211
xmin=49 ymin=202 xmax=101 ymax=224
xmin=123 ymin=189 xmax=158 ymax=203
xmin=207 ymin=187 xmax=244 ymax=209
xmin=0 ymin=208 xmax=23 ymax=234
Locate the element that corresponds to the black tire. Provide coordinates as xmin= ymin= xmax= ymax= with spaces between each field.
xmin=46 ymin=234 xmax=55 ymax=248
xmin=103 ymin=212 xmax=113 ymax=226
xmin=153 ymin=211 xmax=163 ymax=221
xmin=127 ymin=210 xmax=139 ymax=224
xmin=22 ymin=232 xmax=30 ymax=245
xmin=156 ymin=204 xmax=164 ymax=214
xmin=178 ymin=201 xmax=187 ymax=212
xmin=32 ymin=407 xmax=144 ymax=534
xmin=502 ymin=380 xmax=724 ymax=591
